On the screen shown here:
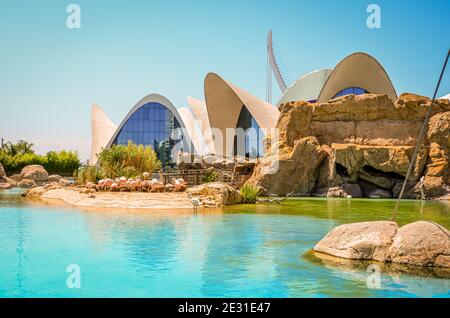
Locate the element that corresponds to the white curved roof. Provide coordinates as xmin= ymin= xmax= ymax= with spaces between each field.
xmin=90 ymin=103 xmax=117 ymax=165
xmin=204 ymin=72 xmax=279 ymax=157
xmin=318 ymin=52 xmax=397 ymax=102
xmin=187 ymin=96 xmax=215 ymax=155
xmin=105 ymin=93 xmax=187 ymax=150
xmin=177 ymin=106 xmax=208 ymax=156
xmin=440 ymin=93 xmax=450 ymax=100
xmin=277 ymin=68 xmax=333 ymax=105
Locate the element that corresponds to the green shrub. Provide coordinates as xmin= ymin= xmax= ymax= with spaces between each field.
xmin=118 ymin=166 xmax=140 ymax=179
xmin=97 ymin=141 xmax=161 ymax=179
xmin=0 ymin=141 xmax=80 ymax=174
xmin=75 ymin=166 xmax=102 ymax=184
xmin=240 ymin=184 xmax=261 ymax=204
xmin=203 ymin=169 xmax=219 ymax=183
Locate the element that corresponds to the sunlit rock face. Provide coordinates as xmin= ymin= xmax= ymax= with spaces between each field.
xmin=247 ymin=93 xmax=450 ymax=198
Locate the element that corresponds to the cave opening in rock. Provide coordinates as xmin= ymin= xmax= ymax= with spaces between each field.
xmin=361 ymin=165 xmax=405 ymax=181
xmin=335 ymin=163 xmax=350 ymax=178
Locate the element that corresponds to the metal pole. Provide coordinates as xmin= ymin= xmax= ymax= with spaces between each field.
xmin=391 ymin=49 xmax=450 ymax=221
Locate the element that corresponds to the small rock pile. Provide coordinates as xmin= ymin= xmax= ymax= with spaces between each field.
xmin=187 ymin=182 xmax=243 ymax=207
xmin=0 ymin=164 xmax=70 ymax=191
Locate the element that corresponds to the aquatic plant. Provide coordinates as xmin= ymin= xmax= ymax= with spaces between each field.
xmin=240 ymin=184 xmax=261 ymax=204
xmin=97 ymin=141 xmax=161 ymax=179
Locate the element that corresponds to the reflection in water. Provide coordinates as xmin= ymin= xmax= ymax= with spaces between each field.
xmin=0 ymin=190 xmax=449 ymax=297
xmin=309 ymin=251 xmax=450 ymax=297
xmin=14 ymin=212 xmax=26 ymax=290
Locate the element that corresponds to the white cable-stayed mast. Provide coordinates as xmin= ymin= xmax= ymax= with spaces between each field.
xmin=267 ymin=30 xmax=288 ymax=103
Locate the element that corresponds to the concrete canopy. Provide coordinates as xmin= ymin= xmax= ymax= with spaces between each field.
xmin=277 ymin=69 xmax=333 ymax=105
xmin=90 ymin=103 xmax=117 ymax=165
xmin=187 ymin=96 xmax=215 ymax=155
xmin=317 ymin=52 xmax=397 ymax=102
xmin=204 ymin=73 xmax=279 ymax=157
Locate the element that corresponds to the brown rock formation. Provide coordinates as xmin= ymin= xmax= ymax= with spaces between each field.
xmin=187 ymin=182 xmax=243 ymax=205
xmin=18 ymin=179 xmax=37 ymax=189
xmin=248 ymin=93 xmax=450 ymax=198
xmin=20 ymin=165 xmax=49 ymax=182
xmin=388 ymin=221 xmax=450 ymax=267
xmin=246 ymin=136 xmax=327 ymax=195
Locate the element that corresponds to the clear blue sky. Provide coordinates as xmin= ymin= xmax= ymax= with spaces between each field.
xmin=1 ymin=0 xmax=449 ymax=160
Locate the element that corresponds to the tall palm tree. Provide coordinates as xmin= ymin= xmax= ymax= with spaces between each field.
xmin=0 ymin=140 xmax=34 ymax=156
xmin=15 ymin=140 xmax=35 ymax=155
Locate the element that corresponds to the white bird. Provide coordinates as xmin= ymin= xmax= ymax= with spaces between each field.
xmin=187 ymin=193 xmax=201 ymax=212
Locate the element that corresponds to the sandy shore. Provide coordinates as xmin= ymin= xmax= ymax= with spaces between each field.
xmin=41 ymin=188 xmax=194 ymax=210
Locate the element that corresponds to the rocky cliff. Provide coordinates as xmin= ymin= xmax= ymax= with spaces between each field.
xmin=247 ymin=93 xmax=450 ymax=198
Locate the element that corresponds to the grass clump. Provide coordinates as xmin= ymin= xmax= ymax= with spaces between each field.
xmin=240 ymin=183 xmax=261 ymax=204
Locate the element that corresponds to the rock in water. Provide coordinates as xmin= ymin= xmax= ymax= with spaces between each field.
xmin=20 ymin=165 xmax=49 ymax=182
xmin=314 ymin=220 xmax=450 ymax=268
xmin=48 ymin=174 xmax=62 ymax=183
xmin=26 ymin=187 xmax=48 ymax=199
xmin=18 ymin=179 xmax=37 ymax=189
xmin=341 ymin=183 xmax=363 ymax=198
xmin=0 ymin=183 xmax=12 ymax=190
xmin=313 ymin=221 xmax=398 ymax=261
xmin=388 ymin=221 xmax=450 ymax=267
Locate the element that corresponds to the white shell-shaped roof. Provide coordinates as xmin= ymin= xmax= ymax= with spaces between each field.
xmin=318 ymin=52 xmax=397 ymax=102
xmin=90 ymin=103 xmax=117 ymax=165
xmin=277 ymin=68 xmax=333 ymax=105
xmin=204 ymin=72 xmax=279 ymax=157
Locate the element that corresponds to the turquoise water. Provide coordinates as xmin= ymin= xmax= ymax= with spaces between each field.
xmin=0 ymin=189 xmax=449 ymax=298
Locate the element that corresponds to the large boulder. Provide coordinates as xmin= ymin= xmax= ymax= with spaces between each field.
xmin=313 ymin=221 xmax=398 ymax=262
xmin=18 ymin=178 xmax=37 ymax=189
xmin=314 ymin=220 xmax=450 ymax=268
xmin=0 ymin=183 xmax=12 ymax=190
xmin=187 ymin=182 xmax=242 ymax=205
xmin=26 ymin=187 xmax=48 ymax=199
xmin=388 ymin=221 xmax=450 ymax=268
xmin=246 ymin=136 xmax=327 ymax=196
xmin=0 ymin=163 xmax=5 ymax=178
xmin=48 ymin=174 xmax=62 ymax=183
xmin=20 ymin=165 xmax=49 ymax=182
xmin=4 ymin=177 xmax=18 ymax=188
xmin=9 ymin=174 xmax=22 ymax=182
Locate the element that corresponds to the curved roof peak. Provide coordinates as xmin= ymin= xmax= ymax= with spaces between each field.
xmin=277 ymin=68 xmax=333 ymax=105
xmin=204 ymin=72 xmax=279 ymax=157
xmin=90 ymin=103 xmax=117 ymax=165
xmin=104 ymin=93 xmax=187 ymax=150
xmin=317 ymin=52 xmax=397 ymax=102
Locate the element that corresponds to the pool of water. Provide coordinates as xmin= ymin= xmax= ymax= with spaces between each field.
xmin=0 ymin=189 xmax=449 ymax=298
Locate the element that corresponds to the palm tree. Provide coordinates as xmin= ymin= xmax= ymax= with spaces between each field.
xmin=0 ymin=140 xmax=34 ymax=156
xmin=15 ymin=140 xmax=34 ymax=155
xmin=1 ymin=142 xmax=17 ymax=156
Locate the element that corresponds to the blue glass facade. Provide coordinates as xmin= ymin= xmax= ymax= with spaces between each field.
xmin=234 ymin=106 xmax=263 ymax=158
xmin=333 ymin=87 xmax=368 ymax=98
xmin=113 ymin=102 xmax=182 ymax=167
